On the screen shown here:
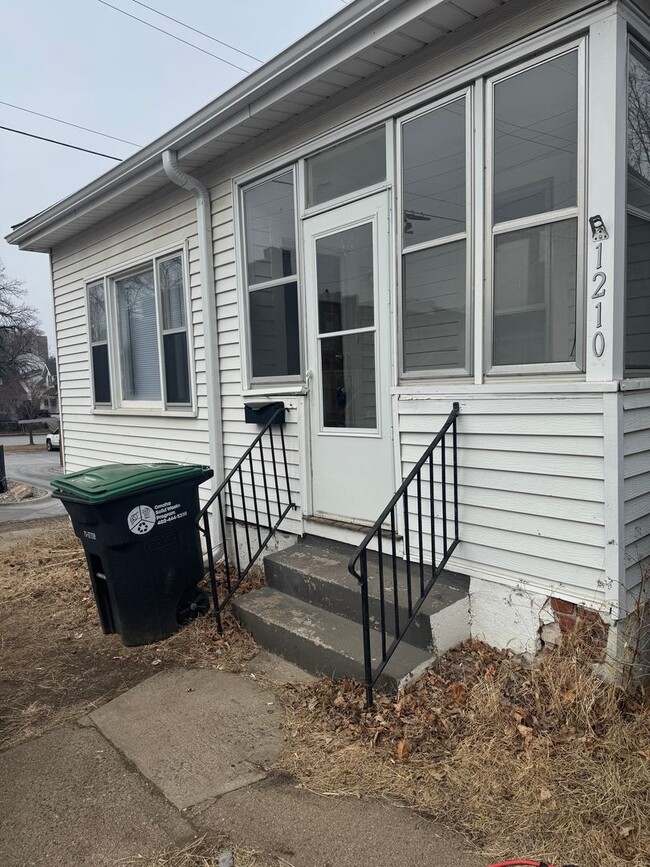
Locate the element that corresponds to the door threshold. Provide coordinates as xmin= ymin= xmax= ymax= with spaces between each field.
xmin=304 ymin=514 xmax=402 ymax=546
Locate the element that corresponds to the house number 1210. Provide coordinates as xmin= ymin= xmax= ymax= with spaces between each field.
xmin=591 ymin=240 xmax=606 ymax=358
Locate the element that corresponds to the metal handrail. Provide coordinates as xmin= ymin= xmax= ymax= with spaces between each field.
xmin=197 ymin=406 xmax=295 ymax=631
xmin=348 ymin=401 xmax=460 ymax=706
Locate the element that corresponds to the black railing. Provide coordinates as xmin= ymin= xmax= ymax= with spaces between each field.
xmin=197 ymin=406 xmax=294 ymax=631
xmin=348 ymin=402 xmax=460 ymax=706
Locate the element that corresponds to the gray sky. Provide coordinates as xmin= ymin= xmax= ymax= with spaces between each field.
xmin=0 ymin=0 xmax=346 ymax=350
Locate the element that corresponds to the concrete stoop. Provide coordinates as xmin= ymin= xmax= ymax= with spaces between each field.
xmin=233 ymin=535 xmax=470 ymax=691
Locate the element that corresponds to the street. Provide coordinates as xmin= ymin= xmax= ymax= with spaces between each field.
xmin=1 ymin=449 xmax=66 ymax=523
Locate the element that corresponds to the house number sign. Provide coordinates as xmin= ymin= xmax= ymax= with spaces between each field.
xmin=589 ymin=215 xmax=609 ymax=359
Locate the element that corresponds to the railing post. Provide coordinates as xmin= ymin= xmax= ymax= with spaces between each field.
xmin=359 ymin=549 xmax=374 ymax=708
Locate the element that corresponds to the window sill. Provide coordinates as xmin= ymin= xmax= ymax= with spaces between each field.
xmin=242 ymin=385 xmax=308 ymax=398
xmin=92 ymin=406 xmax=198 ymax=418
xmin=621 ymin=378 xmax=650 ymax=391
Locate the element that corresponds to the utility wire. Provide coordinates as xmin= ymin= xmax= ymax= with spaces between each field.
xmin=95 ymin=0 xmax=251 ymax=73
xmin=127 ymin=0 xmax=261 ymax=63
xmin=0 ymin=125 xmax=121 ymax=160
xmin=0 ymin=100 xmax=140 ymax=147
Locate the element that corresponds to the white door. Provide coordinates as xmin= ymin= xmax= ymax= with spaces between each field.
xmin=304 ymin=193 xmax=394 ymax=524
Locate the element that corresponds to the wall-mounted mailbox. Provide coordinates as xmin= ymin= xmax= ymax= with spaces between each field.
xmin=244 ymin=400 xmax=286 ymax=426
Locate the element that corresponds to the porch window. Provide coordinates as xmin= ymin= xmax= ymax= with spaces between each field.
xmin=242 ymin=170 xmax=301 ymax=381
xmin=86 ymin=251 xmax=193 ymax=411
xmin=400 ymin=95 xmax=470 ymax=375
xmin=488 ymin=48 xmax=581 ymax=371
xmin=88 ymin=280 xmax=111 ymax=405
xmin=625 ymin=42 xmax=650 ymax=374
xmin=305 ymin=126 xmax=386 ymax=208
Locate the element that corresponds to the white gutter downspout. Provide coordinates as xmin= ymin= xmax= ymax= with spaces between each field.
xmin=162 ymin=149 xmax=224 ymax=549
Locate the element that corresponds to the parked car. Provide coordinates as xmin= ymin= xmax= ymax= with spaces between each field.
xmin=46 ymin=429 xmax=60 ymax=451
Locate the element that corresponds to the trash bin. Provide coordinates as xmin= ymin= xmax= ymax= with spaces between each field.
xmin=51 ymin=462 xmax=213 ymax=646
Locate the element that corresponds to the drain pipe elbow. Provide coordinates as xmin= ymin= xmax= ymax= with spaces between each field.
xmin=162 ymin=150 xmax=224 ymax=540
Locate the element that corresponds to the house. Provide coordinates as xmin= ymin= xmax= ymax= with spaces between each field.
xmin=7 ymin=0 xmax=650 ymax=693
xmin=0 ymin=350 xmax=57 ymax=422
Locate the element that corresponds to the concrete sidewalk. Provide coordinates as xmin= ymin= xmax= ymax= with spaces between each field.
xmin=0 ymin=665 xmax=483 ymax=867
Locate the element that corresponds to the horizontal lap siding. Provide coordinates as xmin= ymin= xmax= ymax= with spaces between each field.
xmin=623 ymin=390 xmax=650 ymax=605
xmin=398 ymin=394 xmax=606 ymax=600
xmin=51 ymin=185 xmax=213 ymax=505
xmin=209 ymin=181 xmax=303 ymax=536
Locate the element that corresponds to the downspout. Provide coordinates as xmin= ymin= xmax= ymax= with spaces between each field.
xmin=162 ymin=150 xmax=224 ymax=549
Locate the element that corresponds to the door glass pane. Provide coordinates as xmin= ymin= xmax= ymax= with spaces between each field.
xmin=316 ymin=224 xmax=374 ymax=333
xmin=244 ymin=171 xmax=296 ymax=285
xmin=403 ymin=240 xmax=466 ymax=372
xmin=88 ymin=281 xmax=107 ymax=343
xmin=628 ymin=45 xmax=650 ymax=214
xmin=159 ymin=256 xmax=185 ymax=330
xmin=306 ymin=127 xmax=386 ymax=207
xmin=493 ymin=219 xmax=577 ymax=366
xmin=402 ymin=98 xmax=466 ymax=247
xmin=625 ymin=214 xmax=650 ymax=372
xmin=321 ymin=332 xmax=376 ymax=429
xmin=116 ymin=269 xmax=161 ymax=400
xmin=494 ymin=51 xmax=578 ymax=223
xmin=249 ymin=281 xmax=300 ymax=378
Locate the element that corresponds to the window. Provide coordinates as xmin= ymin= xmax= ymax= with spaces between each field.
xmin=242 ymin=170 xmax=301 ymax=381
xmin=88 ymin=280 xmax=111 ymax=405
xmin=626 ymin=43 xmax=650 ymax=374
xmin=400 ymin=95 xmax=470 ymax=375
xmin=86 ymin=251 xmax=192 ymax=410
xmin=489 ymin=49 xmax=582 ymax=370
xmin=305 ymin=127 xmax=386 ymax=208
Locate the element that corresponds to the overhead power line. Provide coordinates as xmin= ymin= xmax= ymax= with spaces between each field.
xmin=0 ymin=125 xmax=121 ymax=160
xmin=95 ymin=0 xmax=251 ymax=73
xmin=127 ymin=0 xmax=262 ymax=63
xmin=0 ymin=100 xmax=140 ymax=147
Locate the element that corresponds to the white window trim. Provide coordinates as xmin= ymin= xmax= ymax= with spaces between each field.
xmin=84 ymin=241 xmax=196 ymax=416
xmin=237 ymin=165 xmax=304 ymax=389
xmin=485 ymin=39 xmax=587 ymax=376
xmin=396 ymin=88 xmax=474 ymax=381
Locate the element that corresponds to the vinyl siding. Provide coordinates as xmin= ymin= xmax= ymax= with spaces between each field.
xmin=623 ymin=389 xmax=650 ymax=608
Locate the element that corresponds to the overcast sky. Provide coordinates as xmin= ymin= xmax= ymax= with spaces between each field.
xmin=0 ymin=0 xmax=346 ymax=350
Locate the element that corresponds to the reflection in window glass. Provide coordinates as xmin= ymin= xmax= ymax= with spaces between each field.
xmin=402 ymin=99 xmax=466 ymax=247
xmin=317 ymin=224 xmax=374 ymax=334
xmin=626 ymin=214 xmax=650 ymax=372
xmin=306 ymin=127 xmax=386 ymax=207
xmin=244 ymin=172 xmax=296 ymax=285
xmin=249 ymin=282 xmax=300 ymax=378
xmin=116 ymin=269 xmax=161 ymax=401
xmin=494 ymin=52 xmax=578 ymax=223
xmin=403 ymin=241 xmax=466 ymax=372
xmin=321 ymin=331 xmax=376 ymax=429
xmin=628 ymin=46 xmax=650 ymax=213
xmin=88 ymin=281 xmax=107 ymax=343
xmin=159 ymin=257 xmax=186 ymax=330
xmin=493 ymin=219 xmax=577 ymax=366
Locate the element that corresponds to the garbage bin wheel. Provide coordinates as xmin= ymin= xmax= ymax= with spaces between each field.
xmin=177 ymin=587 xmax=210 ymax=624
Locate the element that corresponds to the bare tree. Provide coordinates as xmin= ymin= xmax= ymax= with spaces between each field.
xmin=0 ymin=259 xmax=43 ymax=383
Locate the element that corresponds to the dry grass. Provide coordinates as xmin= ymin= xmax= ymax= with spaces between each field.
xmin=0 ymin=523 xmax=257 ymax=751
xmin=278 ymin=636 xmax=650 ymax=867
xmin=115 ymin=834 xmax=295 ymax=867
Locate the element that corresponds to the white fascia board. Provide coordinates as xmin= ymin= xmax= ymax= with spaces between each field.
xmin=6 ymin=0 xmax=446 ymax=252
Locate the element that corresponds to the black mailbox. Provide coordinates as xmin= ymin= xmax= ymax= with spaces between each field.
xmin=244 ymin=401 xmax=286 ymax=426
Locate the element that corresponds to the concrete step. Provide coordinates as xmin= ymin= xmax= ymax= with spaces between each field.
xmin=263 ymin=535 xmax=469 ymax=651
xmin=233 ymin=586 xmax=433 ymax=692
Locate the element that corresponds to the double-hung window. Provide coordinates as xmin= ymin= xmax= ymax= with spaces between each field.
xmin=86 ymin=251 xmax=192 ymax=410
xmin=399 ymin=94 xmax=471 ymax=376
xmin=625 ymin=41 xmax=650 ymax=375
xmin=242 ymin=169 xmax=301 ymax=382
xmin=488 ymin=46 xmax=583 ymax=372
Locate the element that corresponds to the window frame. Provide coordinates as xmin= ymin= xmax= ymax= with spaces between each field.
xmin=238 ymin=165 xmax=304 ymax=387
xmin=624 ymin=36 xmax=650 ymax=378
xmin=87 ymin=278 xmax=112 ymax=408
xmin=84 ymin=244 xmax=195 ymax=415
xmin=396 ymin=87 xmax=474 ymax=380
xmin=485 ymin=39 xmax=587 ymax=376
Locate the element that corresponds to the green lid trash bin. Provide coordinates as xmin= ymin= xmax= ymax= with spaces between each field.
xmin=52 ymin=462 xmax=213 ymax=646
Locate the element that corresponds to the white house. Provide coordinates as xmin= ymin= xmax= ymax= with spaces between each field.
xmin=7 ymin=0 xmax=650 ymax=690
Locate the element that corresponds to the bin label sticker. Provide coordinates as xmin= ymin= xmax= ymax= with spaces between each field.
xmin=153 ymin=500 xmax=187 ymax=526
xmin=127 ymin=504 xmax=157 ymax=535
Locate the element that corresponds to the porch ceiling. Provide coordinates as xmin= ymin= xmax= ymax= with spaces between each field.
xmin=6 ymin=0 xmax=512 ymax=252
